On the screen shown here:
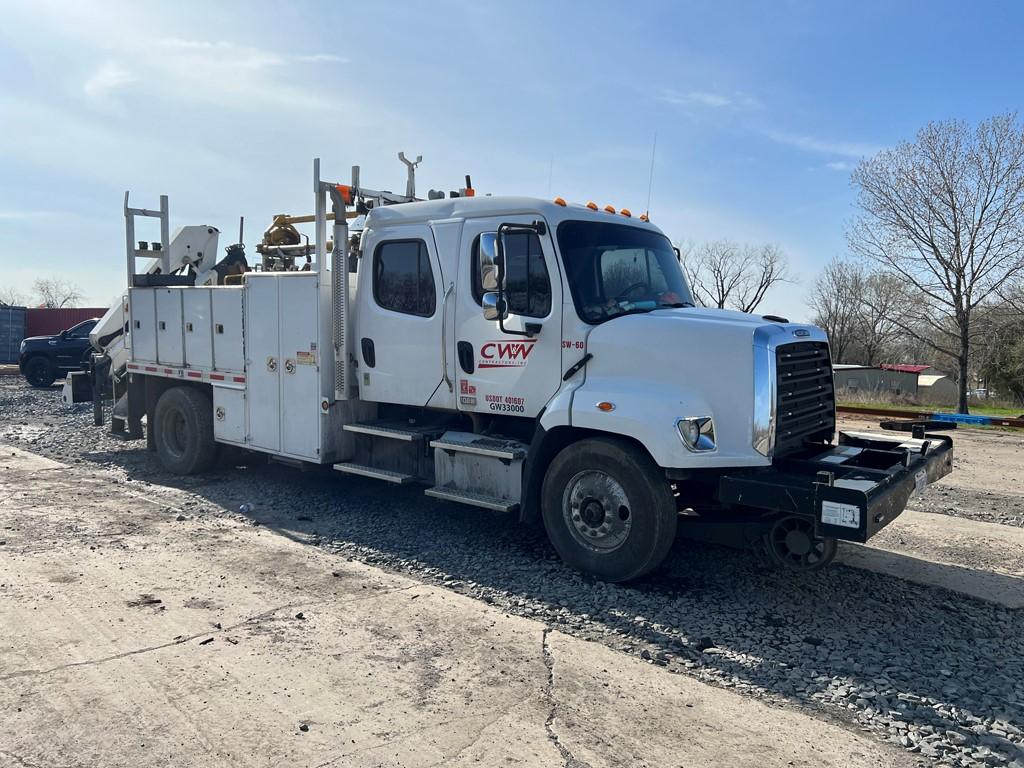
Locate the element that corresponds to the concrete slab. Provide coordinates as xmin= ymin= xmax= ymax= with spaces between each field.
xmin=0 ymin=446 xmax=914 ymax=768
xmin=837 ymin=510 xmax=1024 ymax=609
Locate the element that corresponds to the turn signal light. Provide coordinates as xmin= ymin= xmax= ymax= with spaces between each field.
xmin=586 ymin=201 xmax=598 ymax=211
xmin=620 ymin=208 xmax=632 ymax=217
xmin=553 ymin=197 xmax=567 ymax=206
xmin=596 ymin=401 xmax=616 ymax=412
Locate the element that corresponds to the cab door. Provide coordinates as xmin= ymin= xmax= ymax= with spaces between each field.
xmin=453 ymin=216 xmax=563 ymax=418
xmin=356 ymin=224 xmax=447 ymax=406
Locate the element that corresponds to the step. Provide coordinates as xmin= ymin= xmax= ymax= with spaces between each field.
xmin=424 ymin=485 xmax=520 ymax=513
xmin=430 ymin=432 xmax=528 ymax=461
xmin=333 ymin=462 xmax=416 ymax=484
xmin=343 ymin=421 xmax=441 ymax=442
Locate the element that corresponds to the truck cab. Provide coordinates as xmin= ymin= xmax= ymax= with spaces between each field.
xmin=80 ymin=158 xmax=953 ymax=583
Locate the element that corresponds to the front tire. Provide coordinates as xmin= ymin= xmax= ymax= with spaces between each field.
xmin=541 ymin=437 xmax=677 ymax=582
xmin=24 ymin=357 xmax=56 ymax=388
xmin=153 ymin=386 xmax=216 ymax=475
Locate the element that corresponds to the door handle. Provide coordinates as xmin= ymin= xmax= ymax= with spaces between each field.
xmin=441 ymin=282 xmax=454 ymax=392
xmin=457 ymin=341 xmax=474 ymax=374
xmin=361 ymin=337 xmax=375 ymax=368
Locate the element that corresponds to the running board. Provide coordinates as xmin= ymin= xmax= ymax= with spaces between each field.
xmin=343 ymin=422 xmax=423 ymax=441
xmin=425 ymin=486 xmax=520 ymax=513
xmin=334 ymin=462 xmax=415 ymax=484
xmin=430 ymin=432 xmax=527 ymax=461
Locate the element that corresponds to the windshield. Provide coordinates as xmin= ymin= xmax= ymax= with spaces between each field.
xmin=556 ymin=220 xmax=695 ymax=323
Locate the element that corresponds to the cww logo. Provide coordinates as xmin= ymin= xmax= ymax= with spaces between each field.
xmin=478 ymin=340 xmax=537 ymax=369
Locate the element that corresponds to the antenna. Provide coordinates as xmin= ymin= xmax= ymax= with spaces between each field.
xmin=238 ymin=215 xmax=244 ymax=244
xmin=645 ymin=130 xmax=658 ymax=217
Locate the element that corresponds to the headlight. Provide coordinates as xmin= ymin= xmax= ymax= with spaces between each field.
xmin=19 ymin=340 xmax=26 ymax=354
xmin=677 ymin=417 xmax=715 ymax=452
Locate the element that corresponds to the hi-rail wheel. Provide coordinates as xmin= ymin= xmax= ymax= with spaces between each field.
xmin=762 ymin=515 xmax=837 ymax=571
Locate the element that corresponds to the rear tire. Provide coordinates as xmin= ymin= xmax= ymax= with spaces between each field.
xmin=24 ymin=357 xmax=56 ymax=388
xmin=541 ymin=437 xmax=677 ymax=582
xmin=153 ymin=386 xmax=216 ymax=475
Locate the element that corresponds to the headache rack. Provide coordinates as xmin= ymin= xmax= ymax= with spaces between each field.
xmin=774 ymin=340 xmax=835 ymax=454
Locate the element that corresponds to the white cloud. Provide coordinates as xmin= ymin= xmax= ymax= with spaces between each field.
xmin=765 ymin=130 xmax=880 ymax=159
xmin=824 ymin=160 xmax=853 ymax=171
xmin=295 ymin=53 xmax=349 ymax=64
xmin=658 ymin=88 xmax=760 ymax=111
xmin=83 ymin=62 xmax=137 ymax=98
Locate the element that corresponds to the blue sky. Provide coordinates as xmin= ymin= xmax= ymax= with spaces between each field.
xmin=0 ymin=0 xmax=1021 ymax=319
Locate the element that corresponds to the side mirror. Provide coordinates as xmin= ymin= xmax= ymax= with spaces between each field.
xmin=59 ymin=330 xmax=68 ymax=339
xmin=482 ymin=292 xmax=506 ymax=321
xmin=479 ymin=232 xmax=499 ymax=292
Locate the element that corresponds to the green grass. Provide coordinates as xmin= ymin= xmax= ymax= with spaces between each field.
xmin=837 ymin=401 xmax=1023 ymax=418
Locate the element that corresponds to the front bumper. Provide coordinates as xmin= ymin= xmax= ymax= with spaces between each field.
xmin=718 ymin=430 xmax=953 ymax=543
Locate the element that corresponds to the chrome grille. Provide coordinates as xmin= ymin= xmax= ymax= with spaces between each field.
xmin=775 ymin=341 xmax=835 ymax=454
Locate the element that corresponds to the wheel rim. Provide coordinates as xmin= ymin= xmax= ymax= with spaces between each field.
xmin=766 ymin=516 xmax=835 ymax=570
xmin=562 ymin=470 xmax=633 ymax=553
xmin=162 ymin=409 xmax=188 ymax=459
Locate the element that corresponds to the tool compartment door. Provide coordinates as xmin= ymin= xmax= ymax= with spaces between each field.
xmin=244 ymin=275 xmax=280 ymax=452
xmin=129 ymin=288 xmax=157 ymax=363
xmin=212 ymin=287 xmax=244 ymax=373
xmin=183 ymin=288 xmax=213 ymax=369
xmin=279 ymin=274 xmax=321 ymax=460
xmin=155 ymin=288 xmax=184 ymax=367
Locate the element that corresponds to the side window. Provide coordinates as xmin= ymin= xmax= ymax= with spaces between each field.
xmin=472 ymin=231 xmax=551 ymax=318
xmin=373 ymin=240 xmax=436 ymax=317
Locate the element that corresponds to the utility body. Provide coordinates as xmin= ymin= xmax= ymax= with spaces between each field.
xmin=70 ymin=156 xmax=953 ymax=580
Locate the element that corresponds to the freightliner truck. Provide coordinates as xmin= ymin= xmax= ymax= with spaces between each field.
xmin=68 ymin=155 xmax=952 ymax=581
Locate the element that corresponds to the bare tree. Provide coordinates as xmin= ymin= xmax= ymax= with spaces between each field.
xmin=33 ymin=278 xmax=84 ymax=309
xmin=848 ymin=113 xmax=1024 ymax=413
xmin=858 ymin=272 xmax=906 ymax=365
xmin=807 ymin=258 xmax=863 ymax=362
xmin=0 ymin=286 xmax=25 ymax=307
xmin=682 ymin=240 xmax=792 ymax=313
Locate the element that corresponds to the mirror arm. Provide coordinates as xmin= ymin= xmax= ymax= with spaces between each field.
xmin=495 ymin=222 xmax=532 ymax=338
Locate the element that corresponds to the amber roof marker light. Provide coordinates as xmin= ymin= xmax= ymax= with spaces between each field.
xmin=553 ymin=197 xmax=567 ymax=207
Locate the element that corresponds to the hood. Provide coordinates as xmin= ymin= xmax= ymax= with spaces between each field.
xmin=21 ymin=335 xmax=59 ymax=344
xmin=573 ymin=307 xmax=828 ymax=466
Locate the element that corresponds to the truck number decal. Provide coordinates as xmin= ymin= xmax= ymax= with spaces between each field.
xmin=485 ymin=394 xmax=525 ymax=413
xmin=479 ymin=340 xmax=536 ymax=369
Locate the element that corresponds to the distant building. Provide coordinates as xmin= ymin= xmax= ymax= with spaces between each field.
xmin=917 ymin=373 xmax=959 ymax=404
xmin=833 ymin=364 xmax=918 ymax=397
xmin=880 ymin=364 xmax=933 ymax=375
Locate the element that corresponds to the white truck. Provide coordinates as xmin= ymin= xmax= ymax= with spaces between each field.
xmin=70 ymin=156 xmax=952 ymax=581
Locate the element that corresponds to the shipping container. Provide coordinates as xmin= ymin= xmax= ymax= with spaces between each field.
xmin=0 ymin=305 xmax=27 ymax=364
xmin=25 ymin=308 xmax=107 ymax=338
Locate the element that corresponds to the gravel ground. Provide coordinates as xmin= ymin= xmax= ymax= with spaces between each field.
xmin=3 ymin=378 xmax=1023 ymax=767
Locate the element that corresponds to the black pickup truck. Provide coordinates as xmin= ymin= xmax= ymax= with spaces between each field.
xmin=18 ymin=318 xmax=99 ymax=388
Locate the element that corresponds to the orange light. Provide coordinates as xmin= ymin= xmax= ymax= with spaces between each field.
xmin=336 ymin=184 xmax=353 ymax=205
xmin=596 ymin=401 xmax=616 ymax=412
xmin=464 ymin=188 xmax=475 ymax=197
xmin=620 ymin=208 xmax=632 ymax=217
xmin=639 ymin=213 xmax=649 ymax=222
xmin=603 ymin=205 xmax=616 ymax=214
xmin=553 ymin=196 xmax=567 ymax=206
xmin=586 ymin=201 xmax=598 ymax=210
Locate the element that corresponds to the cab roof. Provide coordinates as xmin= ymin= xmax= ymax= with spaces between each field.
xmin=364 ymin=195 xmax=663 ymax=233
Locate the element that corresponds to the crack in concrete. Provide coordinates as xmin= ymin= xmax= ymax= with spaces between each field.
xmin=0 ymin=600 xmax=310 ymax=682
xmin=0 ymin=583 xmax=422 ymax=684
xmin=542 ymin=628 xmax=592 ymax=768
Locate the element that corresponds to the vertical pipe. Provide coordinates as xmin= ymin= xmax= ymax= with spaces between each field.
xmin=314 ymin=159 xmax=325 ymax=274
xmin=159 ymin=195 xmax=170 ymax=274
